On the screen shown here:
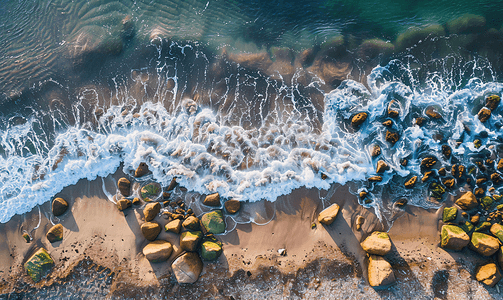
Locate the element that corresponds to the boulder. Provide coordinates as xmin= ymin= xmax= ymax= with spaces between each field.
xmin=142 ymin=240 xmax=173 ymax=262
xmin=182 ymin=216 xmax=200 ymax=231
xmin=24 ymin=248 xmax=54 ymax=282
xmin=141 ymin=222 xmax=161 ymax=241
xmin=22 ymin=233 xmax=31 ymax=243
xmin=46 ymin=224 xmax=63 ymax=243
xmin=172 ymin=252 xmax=203 ymax=284
xmin=447 ymin=14 xmax=486 ymax=34
xmin=376 ymin=160 xmax=388 ymax=174
xmin=140 ymin=183 xmax=161 ymax=200
xmin=490 ymin=223 xmax=503 ymax=242
xmin=201 ymin=240 xmax=223 ymax=261
xmin=201 ymin=210 xmax=226 ymax=234
xmin=455 ymin=191 xmax=478 ymax=210
xmin=165 ymin=219 xmax=183 ymax=234
xmin=385 ymin=130 xmax=399 ymax=145
xmin=116 ymin=198 xmax=132 ymax=211
xmin=180 ymin=231 xmax=203 ymax=251
xmin=317 ymin=203 xmax=340 ymax=225
xmin=224 ymin=199 xmax=241 ymax=214
xmin=442 ymin=207 xmax=457 ymax=223
xmin=360 ymin=231 xmax=392 ymax=255
xmin=143 ymin=202 xmax=161 ymax=222
xmin=440 ymin=225 xmax=470 ymax=251
xmin=451 ymin=164 xmax=465 ymax=179
xmin=135 ymin=162 xmax=149 ymax=177
xmin=117 ymin=177 xmax=131 ymax=197
xmin=470 ymin=232 xmax=500 ymax=256
xmin=485 ymin=95 xmax=501 ymax=110
xmin=395 ymin=25 xmax=445 ymax=51
xmin=351 ymin=112 xmax=368 ymax=127
xmin=52 ymin=198 xmax=68 ymax=216
xmin=425 ymin=106 xmax=442 ymax=119
xmin=167 ymin=177 xmax=178 ymax=191
xmin=478 ymin=107 xmax=492 ymax=123
xmin=498 ymin=247 xmax=503 ymax=270
xmin=368 ymin=255 xmax=395 ymax=287
xmin=203 ymin=193 xmax=220 ymax=206
xmin=371 ymin=145 xmax=381 ymax=157
xmin=475 ymin=263 xmax=501 ymax=287
xmin=404 ymin=176 xmax=417 ymax=189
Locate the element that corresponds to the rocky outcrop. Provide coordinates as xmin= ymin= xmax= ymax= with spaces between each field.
xmin=224 ymin=199 xmax=241 ymax=214
xmin=317 ymin=203 xmax=340 ymax=225
xmin=141 ymin=222 xmax=161 ymax=241
xmin=440 ymin=225 xmax=470 ymax=251
xmin=52 ymin=197 xmax=68 ymax=216
xmin=201 ymin=210 xmax=226 ymax=234
xmin=180 ymin=231 xmax=203 ymax=252
xmin=367 ymin=255 xmax=395 ymax=287
xmin=470 ymin=232 xmax=500 ymax=256
xmin=201 ymin=240 xmax=223 ymax=261
xmin=455 ymin=191 xmax=478 ymax=210
xmin=24 ymin=248 xmax=54 ymax=282
xmin=143 ymin=240 xmax=173 ymax=263
xmin=143 ymin=202 xmax=161 ymax=222
xmin=203 ymin=193 xmax=220 ymax=206
xmin=46 ymin=224 xmax=63 ymax=243
xmin=172 ymin=252 xmax=203 ymax=284
xmin=182 ymin=216 xmax=200 ymax=231
xmin=475 ymin=263 xmax=501 ymax=287
xmin=165 ymin=219 xmax=183 ymax=234
xmin=135 ymin=162 xmax=149 ymax=177
xmin=117 ymin=178 xmax=131 ymax=197
xmin=361 ymin=232 xmax=392 ymax=255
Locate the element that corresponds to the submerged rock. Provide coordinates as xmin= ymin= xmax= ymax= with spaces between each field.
xmin=475 ymin=263 xmax=501 ymax=287
xmin=201 ymin=210 xmax=226 ymax=234
xmin=203 ymin=193 xmax=221 ymax=206
xmin=447 ymin=14 xmax=486 ymax=34
xmin=317 ymin=203 xmax=340 ymax=225
xmin=485 ymin=95 xmax=500 ymax=110
xmin=52 ymin=197 xmax=68 ymax=216
xmin=135 ymin=162 xmax=149 ymax=177
xmin=360 ymin=232 xmax=392 ymax=255
xmin=141 ymin=222 xmax=161 ymax=241
xmin=395 ymin=25 xmax=445 ymax=51
xmin=117 ymin=178 xmax=131 ymax=197
xmin=368 ymin=255 xmax=395 ymax=287
xmin=201 ymin=240 xmax=223 ymax=261
xmin=351 ymin=112 xmax=368 ymax=127
xmin=455 ymin=191 xmax=478 ymax=210
xmin=24 ymin=248 xmax=54 ymax=282
xmin=385 ymin=130 xmax=399 ymax=145
xmin=440 ymin=225 xmax=470 ymax=251
xmin=143 ymin=240 xmax=173 ymax=263
xmin=143 ymin=202 xmax=161 ymax=222
xmin=46 ymin=224 xmax=63 ymax=243
xmin=470 ymin=232 xmax=500 ymax=256
xmin=140 ymin=183 xmax=161 ymax=200
xmin=224 ymin=199 xmax=241 ymax=214
xmin=387 ymin=100 xmax=400 ymax=118
xmin=172 ymin=252 xmax=203 ymax=284
xmin=443 ymin=207 xmax=458 ymax=223
xmin=425 ymin=106 xmax=442 ymax=119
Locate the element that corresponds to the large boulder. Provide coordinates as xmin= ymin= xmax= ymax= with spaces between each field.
xmin=203 ymin=193 xmax=220 ymax=206
xmin=224 ymin=199 xmax=241 ymax=214
xmin=475 ymin=263 xmax=501 ymax=287
xmin=201 ymin=240 xmax=223 ymax=261
xmin=360 ymin=231 xmax=392 ymax=255
xmin=201 ymin=210 xmax=226 ymax=234
xmin=24 ymin=248 xmax=54 ymax=282
xmin=52 ymin=198 xmax=68 ymax=216
xmin=46 ymin=224 xmax=63 ymax=243
xmin=440 ymin=225 xmax=470 ymax=251
xmin=491 ymin=223 xmax=503 ymax=243
xmin=470 ymin=232 xmax=500 ymax=256
xmin=141 ymin=222 xmax=161 ymax=241
xmin=455 ymin=191 xmax=478 ymax=210
xmin=368 ymin=255 xmax=396 ymax=287
xmin=317 ymin=203 xmax=340 ymax=225
xmin=142 ymin=240 xmax=173 ymax=262
xmin=165 ymin=219 xmax=183 ymax=234
xmin=143 ymin=202 xmax=161 ymax=222
xmin=180 ymin=231 xmax=203 ymax=252
xmin=171 ymin=252 xmax=203 ymax=284
xmin=117 ymin=177 xmax=131 ymax=197
xmin=182 ymin=216 xmax=200 ymax=231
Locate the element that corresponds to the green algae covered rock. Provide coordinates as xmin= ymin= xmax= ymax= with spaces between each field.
xmin=460 ymin=221 xmax=474 ymax=234
xmin=24 ymin=248 xmax=54 ymax=282
xmin=443 ymin=207 xmax=457 ymax=223
xmin=470 ymin=232 xmax=500 ymax=256
xmin=475 ymin=222 xmax=492 ymax=232
xmin=140 ymin=183 xmax=161 ymax=200
xmin=490 ymin=223 xmax=503 ymax=243
xmin=200 ymin=240 xmax=223 ymax=261
xmin=429 ymin=182 xmax=446 ymax=201
xmin=441 ymin=225 xmax=470 ymax=251
xmin=201 ymin=210 xmax=225 ymax=234
xmin=395 ymin=25 xmax=445 ymax=51
xmin=480 ymin=196 xmax=494 ymax=210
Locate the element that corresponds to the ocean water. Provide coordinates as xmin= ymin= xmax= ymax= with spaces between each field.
xmin=1 ymin=0 xmax=503 ymax=224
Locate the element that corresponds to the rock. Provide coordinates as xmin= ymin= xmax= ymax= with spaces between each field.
xmin=395 ymin=24 xmax=445 ymax=51
xmin=359 ymin=191 xmax=368 ymax=200
xmin=415 ymin=117 xmax=426 ymax=126
xmin=460 ymin=221 xmax=474 ymax=233
xmin=132 ymin=197 xmax=141 ymax=205
xmin=447 ymin=14 xmax=486 ymax=34
xmin=470 ymin=232 xmax=500 ymax=256
xmin=471 ymin=215 xmax=480 ymax=224
xmin=52 ymin=198 xmax=68 ymax=216
xmin=24 ymin=248 xmax=55 ymax=282
xmin=371 ymin=145 xmax=381 ymax=157
xmin=201 ymin=210 xmax=226 ymax=234
xmin=224 ymin=199 xmax=241 ymax=214
xmin=404 ymin=176 xmax=417 ymax=189
xmin=425 ymin=106 xmax=442 ymax=119
xmin=201 ymin=240 xmax=223 ymax=261
xmin=442 ymin=178 xmax=455 ymax=188
xmin=475 ymin=222 xmax=492 ymax=232
xmin=455 ymin=191 xmax=478 ymax=210
xmin=367 ymin=255 xmax=395 ymax=287
xmin=443 ymin=207 xmax=458 ymax=223
xmin=387 ymin=100 xmax=400 ymax=118
xmin=117 ymin=178 xmax=131 ymax=197
xmin=491 ymin=223 xmax=503 ymax=243
xmin=182 ymin=216 xmax=200 ymax=231
xmin=143 ymin=240 xmax=173 ymax=262
xmin=421 ymin=157 xmax=437 ymax=169
xmin=358 ymin=39 xmax=394 ymax=59
xmin=165 ymin=219 xmax=183 ymax=234
xmin=360 ymin=231 xmax=392 ymax=255
xmin=356 ymin=215 xmax=365 ymax=231
xmin=442 ymin=145 xmax=452 ymax=158
xmin=385 ymin=130 xmax=399 ymax=145
xmin=438 ymin=167 xmax=446 ymax=176
xmin=203 ymin=193 xmax=221 ymax=206
xmin=317 ymin=203 xmax=340 ymax=225
xmin=476 ymin=263 xmax=501 ymax=287
xmin=116 ymin=198 xmax=132 ymax=211
xmin=167 ymin=177 xmax=178 ymax=191
xmin=140 ymin=183 xmax=161 ymax=200
xmin=46 ymin=224 xmax=63 ymax=243
xmin=491 ymin=173 xmax=502 ymax=184
xmin=22 ymin=233 xmax=30 ymax=243
xmin=480 ymin=196 xmax=494 ymax=210
xmin=498 ymin=159 xmax=503 ymax=172
xmin=478 ymin=107 xmax=492 ymax=123
xmin=172 ymin=252 xmax=203 ymax=284
xmin=135 ymin=162 xmax=149 ymax=177
xmin=395 ymin=198 xmax=408 ymax=207
xmin=368 ymin=176 xmax=382 ymax=182
xmin=440 ymin=225 xmax=470 ymax=251
xmin=451 ymin=164 xmax=465 ymax=179
xmin=422 ymin=171 xmax=435 ymax=182
xmin=143 ymin=202 xmax=161 ymax=222
xmin=180 ymin=231 xmax=203 ymax=251
xmin=429 ymin=182 xmax=446 ymax=200
xmin=485 ymin=94 xmax=501 ymax=110
xmin=351 ymin=112 xmax=368 ymax=127
xmin=376 ymin=160 xmax=388 ymax=174
xmin=141 ymin=222 xmax=161 ymax=241
xmin=382 ymin=120 xmax=393 ymax=127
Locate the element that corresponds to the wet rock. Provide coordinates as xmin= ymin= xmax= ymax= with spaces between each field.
xmin=172 ymin=252 xmax=203 ymax=284
xmin=165 ymin=219 xmax=183 ymax=234
xmin=132 ymin=197 xmax=141 ymax=205
xmin=460 ymin=221 xmax=474 ymax=233
xmin=203 ymin=193 xmax=221 ymax=207
xmin=371 ymin=145 xmax=381 ymax=157
xmin=356 ymin=215 xmax=365 ymax=231
xmin=201 ymin=210 xmax=226 ymax=234
xmin=201 ymin=240 xmax=223 ymax=261
xmin=224 ymin=199 xmax=241 ymax=214
xmin=52 ymin=198 xmax=68 ymax=216
xmin=440 ymin=225 xmax=470 ymax=251
xmin=422 ymin=171 xmax=435 ymax=182
xmin=421 ymin=157 xmax=437 ymax=169
xmin=475 ymin=222 xmax=491 ymax=232
xmin=455 ymin=191 xmax=478 ymax=210
xmin=117 ymin=178 xmax=131 ymax=197
xmin=22 ymin=233 xmax=31 ymax=243
xmin=480 ymin=196 xmax=494 ymax=210
xmin=425 ymin=106 xmax=442 ymax=119
xmin=182 ymin=216 xmax=200 ymax=231
xmin=485 ymin=95 xmax=501 ymax=110
xmin=167 ymin=178 xmax=178 ymax=191
xmin=415 ymin=117 xmax=426 ymax=126
xmin=476 ymin=177 xmax=487 ymax=185
xmin=498 ymin=159 xmax=503 ymax=172
xmin=382 ymin=120 xmax=393 ymax=127
xmin=443 ymin=207 xmax=457 ymax=223
xmin=471 ymin=215 xmax=480 ymax=224
xmin=395 ymin=198 xmax=408 ymax=207
xmin=447 ymin=14 xmax=486 ymax=34
xmin=46 ymin=224 xmax=63 ymax=243
xmin=351 ymin=112 xmax=368 ymax=127
xmin=359 ymin=191 xmax=368 ymax=200
xmin=476 ymin=263 xmax=501 ymax=287
xmin=24 ymin=248 xmax=54 ymax=282
xmin=180 ymin=231 xmax=203 ymax=252
xmin=387 ymin=100 xmax=400 ymax=118
xmin=474 ymin=187 xmax=485 ymax=198
xmin=478 ymin=107 xmax=492 ymax=123
xmin=360 ymin=231 xmax=392 ymax=255
xmin=143 ymin=202 xmax=161 ymax=222
xmin=135 ymin=162 xmax=149 ymax=177
xmin=491 ymin=173 xmax=502 ymax=184
xmin=385 ymin=130 xmax=399 ymax=145
xmin=442 ymin=178 xmax=456 ymax=188
xmin=429 ymin=182 xmax=446 ymax=201
xmin=442 ymin=145 xmax=452 ymax=158
xmin=140 ymin=183 xmax=161 ymax=200
xmin=438 ymin=168 xmax=447 ymax=176
xmin=470 ymin=232 xmax=500 ymax=256
xmin=116 ymin=198 xmax=132 ymax=211
xmin=143 ymin=240 xmax=173 ymax=263
xmin=451 ymin=164 xmax=465 ymax=179
xmin=400 ymin=158 xmax=408 ymax=166
xmin=321 ymin=173 xmax=328 ymax=180
xmin=368 ymin=255 xmax=396 ymax=287
xmin=141 ymin=222 xmax=161 ymax=241
xmin=317 ymin=203 xmax=340 ymax=225
xmin=368 ymin=176 xmax=382 ymax=182
xmin=376 ymin=160 xmax=389 ymax=174
xmin=491 ymin=223 xmax=503 ymax=243
xmin=395 ymin=25 xmax=445 ymax=51
xmin=121 ymin=15 xmax=135 ymax=39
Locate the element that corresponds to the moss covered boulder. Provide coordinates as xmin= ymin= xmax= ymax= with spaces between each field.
xmin=476 ymin=263 xmax=501 ymax=287
xmin=24 ymin=248 xmax=54 ymax=282
xmin=360 ymin=231 xmax=392 ymax=255
xmin=142 ymin=240 xmax=173 ymax=263
xmin=475 ymin=222 xmax=492 ymax=232
xmin=470 ymin=232 xmax=500 ymax=256
xmin=201 ymin=210 xmax=225 ymax=234
xmin=455 ymin=191 xmax=478 ymax=210
xmin=442 ymin=207 xmax=457 ymax=223
xmin=141 ymin=182 xmax=161 ymax=200
xmin=490 ymin=223 xmax=503 ymax=243
xmin=480 ymin=196 xmax=494 ymax=210
xmin=317 ymin=203 xmax=340 ymax=225
xmin=180 ymin=231 xmax=203 ymax=252
xmin=201 ymin=240 xmax=223 ymax=261
xmin=46 ymin=224 xmax=63 ymax=243
xmin=440 ymin=225 xmax=470 ymax=251
xmin=368 ymin=255 xmax=395 ymax=287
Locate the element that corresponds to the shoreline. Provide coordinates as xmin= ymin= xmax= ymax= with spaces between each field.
xmin=1 ymin=171 xmax=501 ymax=299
